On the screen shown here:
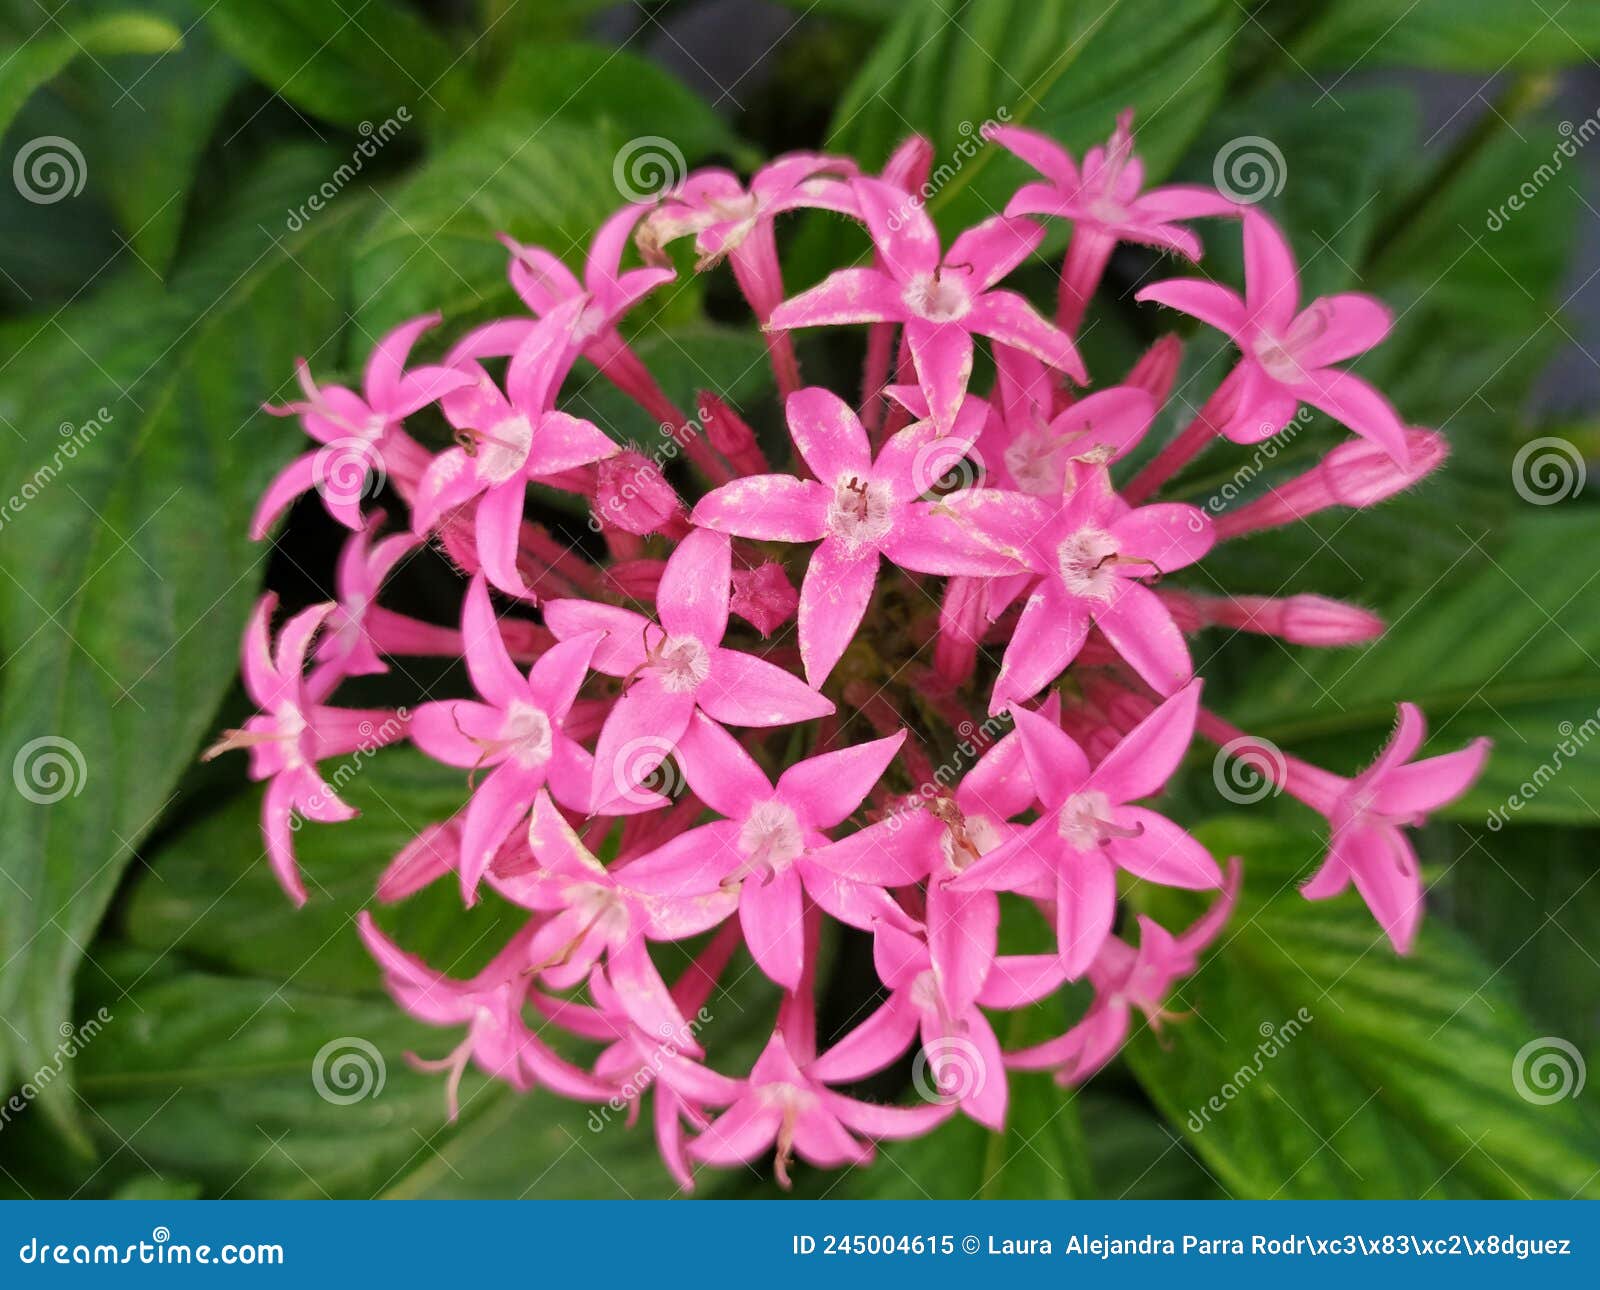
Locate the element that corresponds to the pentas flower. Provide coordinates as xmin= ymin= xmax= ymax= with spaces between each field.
xmin=252 ymin=314 xmax=471 ymax=539
xmin=409 ymin=575 xmax=607 ymax=898
xmin=951 ymin=465 xmax=1213 ymax=710
xmin=769 ymin=177 xmax=1086 ymax=436
xmin=358 ymin=914 xmax=610 ymax=1119
xmin=1137 ymin=208 xmax=1409 ymax=464
xmin=544 ymin=528 xmax=832 ymax=810
xmin=221 ymin=112 xmax=1489 ymax=1190
xmin=994 ymin=112 xmax=1237 ymax=333
xmin=413 ymin=298 xmax=619 ymax=598
xmin=204 ymin=596 xmax=407 ymax=905
xmin=641 ymin=153 xmax=859 ymax=395
xmin=1285 ymin=704 xmax=1489 ymax=952
xmin=623 ymin=714 xmax=921 ymax=989
xmin=1007 ymin=859 xmax=1240 ymax=1085
xmin=952 ymin=682 xmax=1222 ymax=976
xmin=692 ymin=1028 xmax=952 ymax=1187
xmin=693 ymin=387 xmax=1022 ymax=685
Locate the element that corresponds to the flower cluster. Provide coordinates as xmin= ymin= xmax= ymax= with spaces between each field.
xmin=214 ymin=112 xmax=1488 ymax=1189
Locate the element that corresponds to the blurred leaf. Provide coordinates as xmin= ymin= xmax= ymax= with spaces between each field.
xmin=352 ymin=117 xmax=631 ymax=336
xmin=121 ymin=748 xmax=515 ymax=992
xmin=85 ymin=0 xmax=245 ymax=273
xmin=1442 ymin=824 xmax=1600 ymax=1068
xmin=0 ymin=10 xmax=180 ymax=139
xmin=1079 ymin=1091 xmax=1224 ymax=1199
xmin=206 ymin=0 xmax=457 ymax=128
xmin=483 ymin=40 xmax=741 ymax=163
xmin=0 ymin=148 xmax=368 ymax=1146
xmin=1127 ymin=817 xmax=1600 ymax=1199
xmin=828 ymin=0 xmax=1238 ymax=234
xmin=1293 ymin=1 xmax=1600 ymax=72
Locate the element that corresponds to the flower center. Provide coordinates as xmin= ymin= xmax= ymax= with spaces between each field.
xmin=903 ymin=272 xmax=971 ymax=323
xmin=651 ymin=634 xmax=711 ymax=693
xmin=501 ymin=701 xmax=553 ymax=769
xmin=1056 ymin=528 xmax=1122 ymax=600
xmin=735 ymin=800 xmax=805 ymax=882
xmin=1004 ymin=429 xmax=1065 ymax=495
xmin=462 ymin=414 xmax=533 ymax=484
xmin=825 ymin=475 xmax=894 ymax=548
xmin=1058 ymin=790 xmax=1117 ymax=850
xmin=1251 ymin=333 xmax=1306 ymax=384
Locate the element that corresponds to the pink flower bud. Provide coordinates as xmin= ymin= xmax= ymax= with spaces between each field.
xmin=730 ymin=561 xmax=798 ymax=636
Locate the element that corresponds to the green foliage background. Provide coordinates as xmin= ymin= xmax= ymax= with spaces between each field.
xmin=0 ymin=0 xmax=1597 ymax=1199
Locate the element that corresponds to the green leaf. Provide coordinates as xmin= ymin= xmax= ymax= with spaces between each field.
xmin=1126 ymin=817 xmax=1600 ymax=1199
xmin=828 ymin=0 xmax=1239 ymax=234
xmin=84 ymin=0 xmax=245 ymax=274
xmin=351 ymin=117 xmax=632 ymax=336
xmin=0 ymin=148 xmax=370 ymax=1146
xmin=483 ymin=40 xmax=741 ymax=163
xmin=1231 ymin=511 xmax=1600 ymax=826
xmin=1293 ymin=2 xmax=1600 ymax=72
xmin=0 ymin=10 xmax=180 ymax=139
xmin=1443 ymin=824 xmax=1600 ymax=1068
xmin=205 ymin=0 xmax=456 ymax=128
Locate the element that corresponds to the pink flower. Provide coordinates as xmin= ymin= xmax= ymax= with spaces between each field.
xmin=949 ymin=465 xmax=1213 ymax=710
xmin=1137 ymin=208 xmax=1409 ymax=464
xmin=643 ymin=154 xmax=858 ymax=395
xmin=693 ymin=387 xmax=1024 ymax=685
xmin=359 ymin=913 xmax=611 ymax=1119
xmin=768 ymin=177 xmax=1086 ymax=435
xmin=408 ymin=574 xmax=607 ymax=898
xmin=623 ymin=714 xmax=922 ymax=989
xmin=1286 ymin=704 xmax=1490 ymax=952
xmin=252 ymin=314 xmax=470 ymax=538
xmin=412 ymin=299 xmax=619 ymax=598
xmin=203 ymin=596 xmax=407 ymax=904
xmin=220 ymin=109 xmax=1490 ymax=1187
xmin=951 ymin=682 xmax=1223 ymax=976
xmin=543 ymin=528 xmax=832 ymax=810
xmin=490 ymin=790 xmax=737 ymax=1041
xmin=1007 ymin=859 xmax=1240 ymax=1084
xmin=994 ymin=113 xmax=1237 ymax=331
xmin=691 ymin=1029 xmax=951 ymax=1188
